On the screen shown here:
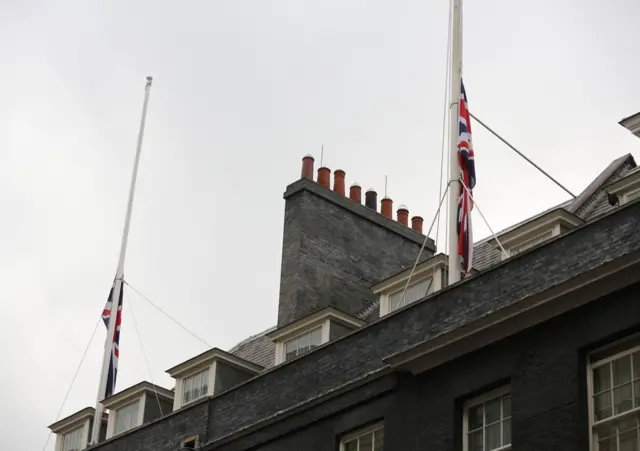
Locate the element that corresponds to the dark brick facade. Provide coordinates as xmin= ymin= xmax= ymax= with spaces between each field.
xmin=277 ymin=179 xmax=435 ymax=326
xmin=88 ymin=197 xmax=640 ymax=451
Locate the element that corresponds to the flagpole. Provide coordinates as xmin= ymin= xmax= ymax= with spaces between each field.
xmin=91 ymin=76 xmax=154 ymax=445
xmin=447 ymin=0 xmax=463 ymax=285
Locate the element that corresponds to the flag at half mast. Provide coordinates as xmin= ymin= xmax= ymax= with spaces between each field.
xmin=456 ymin=80 xmax=476 ymax=274
xmin=101 ymin=280 xmax=123 ymax=399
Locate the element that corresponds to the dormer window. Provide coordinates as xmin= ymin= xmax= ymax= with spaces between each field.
xmin=605 ymin=166 xmax=640 ymax=207
xmin=372 ymin=254 xmax=448 ymax=317
xmin=268 ymin=307 xmax=365 ymax=365
xmin=113 ymin=400 xmax=140 ymax=436
xmin=166 ymin=348 xmax=262 ymax=411
xmin=60 ymin=425 xmax=86 ymax=451
xmin=182 ymin=368 xmax=209 ymax=405
xmin=102 ymin=381 xmax=174 ymax=439
xmin=284 ymin=326 xmax=322 ymax=362
xmin=48 ymin=407 xmax=97 ymax=451
xmin=488 ymin=208 xmax=584 ymax=260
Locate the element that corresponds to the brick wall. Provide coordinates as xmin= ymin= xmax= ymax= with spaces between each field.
xmin=277 ymin=180 xmax=434 ymax=326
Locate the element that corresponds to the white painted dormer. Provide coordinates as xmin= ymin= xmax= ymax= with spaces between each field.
xmin=267 ymin=307 xmax=365 ymax=365
xmin=373 ymin=254 xmax=448 ymax=317
xmin=489 ymin=208 xmax=584 ymax=260
xmin=619 ymin=112 xmax=640 ymax=139
xmin=48 ymin=407 xmax=96 ymax=451
xmin=102 ymin=381 xmax=174 ymax=439
xmin=606 ymin=166 xmax=640 ymax=206
xmin=166 ymin=348 xmax=262 ymax=411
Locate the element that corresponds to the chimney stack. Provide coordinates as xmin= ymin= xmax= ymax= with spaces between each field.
xmin=411 ymin=216 xmax=424 ymax=234
xmin=301 ymin=155 xmax=314 ymax=180
xmin=349 ymin=183 xmax=362 ymax=203
xmin=365 ymin=188 xmax=377 ymax=211
xmin=333 ymin=170 xmax=346 ymax=196
xmin=397 ymin=205 xmax=409 ymax=226
xmin=317 ymin=167 xmax=331 ymax=188
xmin=381 ymin=197 xmax=393 ymax=219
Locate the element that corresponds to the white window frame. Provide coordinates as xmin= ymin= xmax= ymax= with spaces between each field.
xmin=58 ymin=424 xmax=88 ymax=451
xmin=282 ymin=326 xmax=323 ymax=362
xmin=273 ymin=320 xmax=331 ymax=365
xmin=182 ymin=367 xmax=211 ymax=406
xmin=508 ymin=229 xmax=555 ymax=257
xmin=587 ymin=339 xmax=640 ymax=451
xmin=384 ymin=276 xmax=436 ymax=313
xmin=462 ymin=386 xmax=512 ymax=451
xmin=339 ymin=422 xmax=384 ymax=451
xmin=110 ymin=398 xmax=143 ymax=437
xmin=172 ymin=362 xmax=215 ymax=411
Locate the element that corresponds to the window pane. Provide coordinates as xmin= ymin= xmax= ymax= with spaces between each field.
xmin=595 ymin=364 xmax=612 ymax=393
xmin=502 ymin=396 xmax=511 ymax=419
xmin=636 ymin=380 xmax=640 ymax=407
xmin=298 ymin=332 xmax=311 ymax=353
xmin=615 ymin=384 xmax=633 ymax=414
xmin=468 ymin=430 xmax=483 ymax=451
xmin=359 ymin=433 xmax=373 ymax=451
xmin=201 ymin=369 xmax=209 ymax=397
xmin=468 ymin=405 xmax=484 ymax=431
xmin=599 ymin=436 xmax=616 ymax=451
xmin=485 ymin=423 xmax=501 ymax=450
xmin=390 ymin=291 xmax=403 ymax=311
xmin=485 ymin=398 xmax=501 ymax=424
xmin=620 ymin=428 xmax=638 ymax=451
xmin=595 ymin=392 xmax=613 ymax=420
xmin=115 ymin=401 xmax=139 ymax=434
xmin=614 ymin=356 xmax=633 ymax=386
xmin=310 ymin=328 xmax=322 ymax=348
xmin=285 ymin=339 xmax=298 ymax=361
xmin=502 ymin=418 xmax=511 ymax=445
xmin=374 ymin=428 xmax=384 ymax=451
xmin=344 ymin=440 xmax=358 ymax=451
xmin=634 ymin=352 xmax=640 ymax=380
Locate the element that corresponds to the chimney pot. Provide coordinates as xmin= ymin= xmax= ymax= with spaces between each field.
xmin=411 ymin=216 xmax=424 ymax=234
xmin=349 ymin=183 xmax=362 ymax=203
xmin=301 ymin=154 xmax=315 ymax=180
xmin=365 ymin=188 xmax=378 ymax=211
xmin=381 ymin=197 xmax=393 ymax=219
xmin=317 ymin=167 xmax=331 ymax=188
xmin=333 ymin=169 xmax=346 ymax=196
xmin=397 ymin=205 xmax=409 ymax=226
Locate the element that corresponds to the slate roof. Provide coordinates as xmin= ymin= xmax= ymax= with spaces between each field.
xmin=228 ymin=154 xmax=636 ymax=368
xmin=229 ymin=325 xmax=277 ymax=369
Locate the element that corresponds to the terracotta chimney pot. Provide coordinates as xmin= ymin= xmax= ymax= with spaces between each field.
xmin=411 ymin=216 xmax=424 ymax=234
xmin=333 ymin=169 xmax=346 ymax=196
xmin=317 ymin=167 xmax=331 ymax=188
xmin=301 ymin=154 xmax=314 ymax=180
xmin=349 ymin=183 xmax=362 ymax=203
xmin=397 ymin=205 xmax=409 ymax=226
xmin=381 ymin=197 xmax=393 ymax=219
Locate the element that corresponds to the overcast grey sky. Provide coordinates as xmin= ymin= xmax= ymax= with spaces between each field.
xmin=1 ymin=0 xmax=639 ymax=449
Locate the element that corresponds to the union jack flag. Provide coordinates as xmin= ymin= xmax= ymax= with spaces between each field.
xmin=101 ymin=280 xmax=123 ymax=399
xmin=456 ymin=80 xmax=476 ymax=275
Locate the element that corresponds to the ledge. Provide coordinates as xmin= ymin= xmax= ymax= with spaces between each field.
xmin=284 ymin=178 xmax=436 ymax=251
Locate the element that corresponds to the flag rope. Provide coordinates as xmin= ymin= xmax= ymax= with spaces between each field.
xmin=41 ymin=317 xmax=102 ymax=451
xmin=468 ymin=112 xmax=576 ymax=199
xmin=458 ymin=179 xmax=508 ymax=259
xmin=123 ymin=280 xmax=212 ymax=349
xmin=125 ymin=286 xmax=165 ymax=416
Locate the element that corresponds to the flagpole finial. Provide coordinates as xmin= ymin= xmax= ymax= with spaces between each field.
xmin=145 ymin=76 xmax=153 ymax=90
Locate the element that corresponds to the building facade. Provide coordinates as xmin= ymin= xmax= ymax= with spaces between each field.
xmin=50 ymin=114 xmax=640 ymax=451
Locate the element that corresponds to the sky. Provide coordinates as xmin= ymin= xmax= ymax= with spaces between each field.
xmin=1 ymin=0 xmax=639 ymax=449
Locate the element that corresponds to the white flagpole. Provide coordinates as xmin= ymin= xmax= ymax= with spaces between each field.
xmin=91 ymin=76 xmax=154 ymax=445
xmin=447 ymin=0 xmax=463 ymax=285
